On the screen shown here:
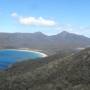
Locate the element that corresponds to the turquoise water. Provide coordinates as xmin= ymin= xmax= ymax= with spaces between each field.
xmin=0 ymin=49 xmax=44 ymax=70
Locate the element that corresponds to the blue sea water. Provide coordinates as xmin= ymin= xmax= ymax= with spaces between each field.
xmin=0 ymin=49 xmax=44 ymax=70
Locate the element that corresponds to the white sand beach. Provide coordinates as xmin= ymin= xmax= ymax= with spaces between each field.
xmin=18 ymin=49 xmax=48 ymax=57
xmin=2 ymin=49 xmax=48 ymax=57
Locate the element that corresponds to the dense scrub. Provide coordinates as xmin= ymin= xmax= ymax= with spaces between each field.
xmin=0 ymin=48 xmax=90 ymax=90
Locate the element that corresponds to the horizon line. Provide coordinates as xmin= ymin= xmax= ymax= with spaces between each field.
xmin=0 ymin=31 xmax=89 ymax=38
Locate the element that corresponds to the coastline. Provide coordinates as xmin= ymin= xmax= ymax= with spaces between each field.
xmin=0 ymin=49 xmax=48 ymax=57
xmin=17 ymin=49 xmax=48 ymax=57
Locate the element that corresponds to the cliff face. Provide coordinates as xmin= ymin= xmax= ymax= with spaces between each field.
xmin=0 ymin=48 xmax=90 ymax=90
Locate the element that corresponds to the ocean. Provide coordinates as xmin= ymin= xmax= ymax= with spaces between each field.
xmin=0 ymin=49 xmax=45 ymax=70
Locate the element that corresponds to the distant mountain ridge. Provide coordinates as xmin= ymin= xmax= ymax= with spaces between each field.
xmin=0 ymin=31 xmax=90 ymax=55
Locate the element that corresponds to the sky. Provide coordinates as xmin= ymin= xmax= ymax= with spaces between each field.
xmin=0 ymin=0 xmax=90 ymax=37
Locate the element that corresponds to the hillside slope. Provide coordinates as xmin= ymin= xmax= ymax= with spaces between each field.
xmin=0 ymin=31 xmax=90 ymax=55
xmin=0 ymin=48 xmax=90 ymax=90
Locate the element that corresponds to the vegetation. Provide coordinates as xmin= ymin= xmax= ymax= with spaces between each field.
xmin=0 ymin=31 xmax=90 ymax=55
xmin=0 ymin=48 xmax=90 ymax=90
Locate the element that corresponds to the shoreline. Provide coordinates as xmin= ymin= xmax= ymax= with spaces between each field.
xmin=17 ymin=49 xmax=48 ymax=57
xmin=0 ymin=49 xmax=48 ymax=57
